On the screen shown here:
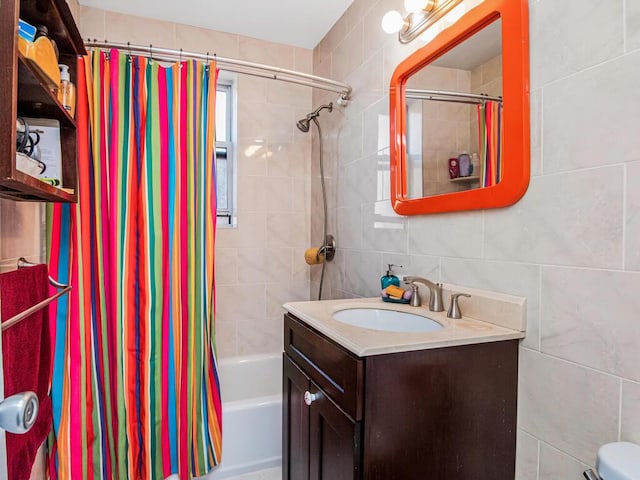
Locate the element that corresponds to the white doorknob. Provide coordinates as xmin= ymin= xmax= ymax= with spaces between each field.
xmin=0 ymin=392 xmax=38 ymax=434
xmin=304 ymin=391 xmax=320 ymax=406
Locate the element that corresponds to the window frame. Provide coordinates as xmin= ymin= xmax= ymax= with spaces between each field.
xmin=215 ymin=79 xmax=236 ymax=226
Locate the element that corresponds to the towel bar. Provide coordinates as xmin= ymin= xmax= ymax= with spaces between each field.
xmin=0 ymin=258 xmax=71 ymax=331
xmin=17 ymin=257 xmax=68 ymax=288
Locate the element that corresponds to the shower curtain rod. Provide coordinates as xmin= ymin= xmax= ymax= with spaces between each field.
xmin=406 ymin=88 xmax=502 ymax=105
xmin=85 ymin=40 xmax=352 ymax=103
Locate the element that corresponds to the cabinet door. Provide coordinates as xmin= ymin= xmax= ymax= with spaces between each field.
xmin=309 ymin=380 xmax=361 ymax=480
xmin=283 ymin=354 xmax=310 ymax=480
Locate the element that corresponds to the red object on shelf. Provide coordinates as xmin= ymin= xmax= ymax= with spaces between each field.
xmin=448 ymin=158 xmax=459 ymax=179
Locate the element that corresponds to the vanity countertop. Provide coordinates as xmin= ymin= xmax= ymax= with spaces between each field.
xmin=283 ymin=297 xmax=526 ymax=357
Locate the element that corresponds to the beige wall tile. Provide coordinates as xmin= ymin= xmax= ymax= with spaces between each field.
xmin=361 ymin=201 xmax=408 ymax=253
xmin=484 ymin=167 xmax=624 ymax=268
xmin=332 ymin=24 xmax=364 ymax=81
xmin=337 ymin=206 xmax=363 ymax=250
xmin=175 ymin=24 xmax=239 ymax=58
xmin=344 ymin=250 xmax=383 ymax=298
xmin=529 ymin=88 xmax=542 ymax=177
xmin=104 ymin=11 xmax=177 ymax=48
xmin=294 ymin=47 xmax=313 ymax=74
xmin=621 ymin=380 xmax=640 ymax=444
xmin=0 ymin=201 xmax=43 ymax=262
xmin=215 ymin=248 xmax=238 ymax=286
xmin=79 ymin=5 xmax=105 ymax=41
xmin=362 ymin=97 xmax=390 ymax=157
xmin=216 ymin=284 xmax=266 ymax=324
xmin=543 ymin=52 xmax=640 ymax=174
xmin=408 ymin=211 xmax=483 ymax=258
xmin=238 ymin=37 xmax=294 ymax=69
xmin=541 ymin=267 xmax=640 ymax=381
xmin=627 ymin=0 xmax=640 ymax=51
xmin=529 ymin=0 xmax=624 ymax=89
xmin=216 ymin=213 xmax=266 ymax=249
xmin=214 ymin=321 xmax=237 ymax=358
xmin=237 ymin=101 xmax=294 ymax=144
xmin=518 ymin=349 xmax=619 ymax=465
xmin=539 ymin=443 xmax=591 ymax=479
xmin=237 ymin=315 xmax=282 ymax=356
xmin=626 ymin=160 xmax=640 ymax=271
xmin=516 ymin=430 xmax=539 ymax=480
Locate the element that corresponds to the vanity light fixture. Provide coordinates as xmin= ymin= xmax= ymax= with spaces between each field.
xmin=381 ymin=0 xmax=465 ymax=43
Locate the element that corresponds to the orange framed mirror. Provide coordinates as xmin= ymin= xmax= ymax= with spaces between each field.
xmin=389 ymin=0 xmax=529 ymax=215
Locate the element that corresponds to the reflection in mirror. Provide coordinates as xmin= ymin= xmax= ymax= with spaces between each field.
xmin=405 ymin=18 xmax=502 ymax=199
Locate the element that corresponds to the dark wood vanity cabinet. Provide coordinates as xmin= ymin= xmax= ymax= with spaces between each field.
xmin=282 ymin=313 xmax=519 ymax=480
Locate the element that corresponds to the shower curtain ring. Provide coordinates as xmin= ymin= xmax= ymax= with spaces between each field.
xmin=179 ymin=48 xmax=183 ymax=68
xmin=127 ymin=41 xmax=132 ymax=63
xmin=148 ymin=44 xmax=153 ymax=63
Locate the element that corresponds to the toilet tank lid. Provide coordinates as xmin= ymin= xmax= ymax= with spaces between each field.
xmin=598 ymin=442 xmax=640 ymax=480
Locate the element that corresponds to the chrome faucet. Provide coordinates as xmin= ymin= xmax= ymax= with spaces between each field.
xmin=403 ymin=276 xmax=445 ymax=312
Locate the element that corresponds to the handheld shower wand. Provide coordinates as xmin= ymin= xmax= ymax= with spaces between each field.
xmin=297 ymin=103 xmax=335 ymax=300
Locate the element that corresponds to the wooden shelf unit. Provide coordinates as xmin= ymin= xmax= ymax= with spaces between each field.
xmin=0 ymin=0 xmax=86 ymax=202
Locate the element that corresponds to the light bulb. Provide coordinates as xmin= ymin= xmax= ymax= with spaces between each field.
xmin=404 ymin=0 xmax=435 ymax=13
xmin=381 ymin=10 xmax=405 ymax=34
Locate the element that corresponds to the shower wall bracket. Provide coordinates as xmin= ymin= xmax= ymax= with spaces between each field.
xmin=320 ymin=234 xmax=336 ymax=262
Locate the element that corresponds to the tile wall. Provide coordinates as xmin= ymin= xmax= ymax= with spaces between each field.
xmin=77 ymin=4 xmax=315 ymax=358
xmin=311 ymin=0 xmax=640 ymax=476
xmin=0 ymin=202 xmax=45 ymax=274
xmin=409 ymin=65 xmax=472 ymax=196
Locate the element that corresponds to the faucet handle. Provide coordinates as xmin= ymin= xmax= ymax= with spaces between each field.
xmin=447 ymin=293 xmax=471 ymax=319
xmin=408 ymin=284 xmax=421 ymax=307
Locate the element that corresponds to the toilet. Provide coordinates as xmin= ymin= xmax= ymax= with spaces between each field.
xmin=584 ymin=442 xmax=640 ymax=480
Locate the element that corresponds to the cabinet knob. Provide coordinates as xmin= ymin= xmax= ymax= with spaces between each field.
xmin=304 ymin=391 xmax=320 ymax=406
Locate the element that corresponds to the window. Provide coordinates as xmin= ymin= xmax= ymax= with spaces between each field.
xmin=215 ymin=81 xmax=236 ymax=226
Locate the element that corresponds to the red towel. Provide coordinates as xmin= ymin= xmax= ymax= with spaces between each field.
xmin=0 ymin=265 xmax=52 ymax=480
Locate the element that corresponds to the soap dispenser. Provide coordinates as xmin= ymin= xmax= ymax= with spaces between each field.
xmin=381 ymin=264 xmax=402 ymax=289
xmin=57 ymin=64 xmax=76 ymax=118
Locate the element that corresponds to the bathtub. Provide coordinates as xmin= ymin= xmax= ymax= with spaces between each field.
xmin=203 ymin=353 xmax=282 ymax=479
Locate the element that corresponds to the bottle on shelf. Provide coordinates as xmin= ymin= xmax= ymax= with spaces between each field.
xmin=57 ymin=64 xmax=76 ymax=118
xmin=458 ymin=152 xmax=471 ymax=177
xmin=35 ymin=25 xmax=59 ymax=60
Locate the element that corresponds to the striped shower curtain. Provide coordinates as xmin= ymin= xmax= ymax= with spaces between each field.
xmin=47 ymin=50 xmax=222 ymax=479
xmin=477 ymin=100 xmax=503 ymax=187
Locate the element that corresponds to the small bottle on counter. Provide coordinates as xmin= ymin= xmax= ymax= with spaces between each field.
xmin=57 ymin=64 xmax=76 ymax=118
xmin=381 ymin=264 xmax=402 ymax=289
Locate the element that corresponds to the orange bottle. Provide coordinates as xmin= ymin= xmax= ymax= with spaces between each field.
xmin=57 ymin=64 xmax=76 ymax=118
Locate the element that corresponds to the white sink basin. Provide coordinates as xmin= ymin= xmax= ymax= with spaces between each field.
xmin=332 ymin=308 xmax=443 ymax=333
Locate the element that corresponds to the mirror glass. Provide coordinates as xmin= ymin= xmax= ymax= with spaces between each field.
xmin=389 ymin=0 xmax=529 ymax=216
xmin=405 ymin=19 xmax=502 ymax=198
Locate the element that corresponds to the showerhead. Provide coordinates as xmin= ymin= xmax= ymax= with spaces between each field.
xmin=296 ymin=118 xmax=310 ymax=132
xmin=296 ymin=102 xmax=333 ymax=133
